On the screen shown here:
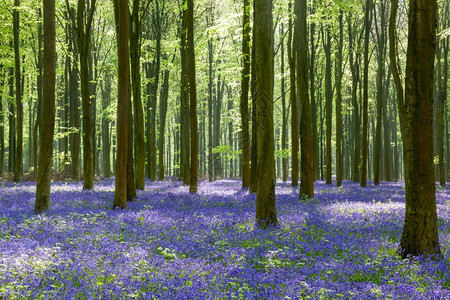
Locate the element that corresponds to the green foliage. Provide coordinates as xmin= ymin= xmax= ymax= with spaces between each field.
xmin=212 ymin=145 xmax=241 ymax=161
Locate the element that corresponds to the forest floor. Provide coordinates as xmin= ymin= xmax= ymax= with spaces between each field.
xmin=0 ymin=179 xmax=449 ymax=299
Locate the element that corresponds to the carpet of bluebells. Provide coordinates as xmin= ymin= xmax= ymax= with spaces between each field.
xmin=0 ymin=179 xmax=449 ymax=299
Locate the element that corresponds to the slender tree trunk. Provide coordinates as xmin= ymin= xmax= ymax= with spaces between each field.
xmin=361 ymin=0 xmax=373 ymax=187
xmin=8 ymin=67 xmax=15 ymax=174
xmin=207 ymin=13 xmax=214 ymax=182
xmin=335 ymin=11 xmax=343 ymax=187
xmin=126 ymin=94 xmax=137 ymax=200
xmin=297 ymin=0 xmax=314 ymax=197
xmin=383 ymin=70 xmax=392 ymax=181
xmin=215 ymin=79 xmax=224 ymax=179
xmin=34 ymin=9 xmax=43 ymax=174
xmin=158 ymin=66 xmax=169 ymax=180
xmin=442 ymin=4 xmax=449 ymax=183
xmin=348 ymin=19 xmax=361 ymax=183
xmin=113 ymin=0 xmax=128 ymax=209
xmin=288 ymin=0 xmax=298 ymax=187
xmin=148 ymin=1 xmax=162 ymax=182
xmin=323 ymin=26 xmax=332 ymax=185
xmin=228 ymin=88 xmax=233 ymax=177
xmin=185 ymin=0 xmax=198 ymax=193
xmin=130 ymin=0 xmax=145 ymax=189
xmin=374 ymin=0 xmax=387 ymax=185
xmin=69 ymin=51 xmax=80 ymax=180
xmin=255 ymin=0 xmax=277 ymax=228
xmin=309 ymin=6 xmax=318 ymax=181
xmin=250 ymin=0 xmax=258 ymax=193
xmin=13 ymin=0 xmax=22 ymax=182
xmin=35 ymin=0 xmax=56 ymax=213
xmin=67 ymin=0 xmax=97 ymax=189
xmin=180 ymin=7 xmax=190 ymax=185
xmin=240 ymin=0 xmax=251 ymax=187
xmin=436 ymin=10 xmax=447 ymax=186
xmin=101 ymin=72 xmax=112 ymax=178
xmin=280 ymin=23 xmax=287 ymax=183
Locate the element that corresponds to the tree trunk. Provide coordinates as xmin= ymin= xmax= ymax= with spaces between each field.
xmin=147 ymin=1 xmax=162 ymax=182
xmin=323 ymin=26 xmax=332 ymax=185
xmin=240 ymin=0 xmax=251 ymax=187
xmin=383 ymin=70 xmax=392 ymax=181
xmin=207 ymin=13 xmax=214 ymax=182
xmin=361 ymin=0 xmax=373 ymax=187
xmin=130 ymin=0 xmax=145 ymax=189
xmin=280 ymin=23 xmax=287 ymax=183
xmin=113 ymin=0 xmax=128 ymax=209
xmin=249 ymin=0 xmax=258 ymax=193
xmin=348 ymin=18 xmax=361 ymax=183
xmin=390 ymin=0 xmax=440 ymax=258
xmin=101 ymin=72 xmax=112 ymax=178
xmin=13 ymin=0 xmax=22 ymax=182
xmin=309 ymin=7 xmax=318 ymax=181
xmin=255 ymin=0 xmax=277 ymax=228
xmin=126 ymin=94 xmax=137 ymax=200
xmin=436 ymin=11 xmax=447 ymax=187
xmin=8 ymin=67 xmax=15 ymax=174
xmin=374 ymin=0 xmax=387 ymax=185
xmin=158 ymin=65 xmax=169 ymax=180
xmin=180 ymin=7 xmax=190 ymax=185
xmin=35 ymin=0 xmax=56 ymax=213
xmin=288 ymin=0 xmax=298 ymax=187
xmin=186 ymin=0 xmax=198 ymax=193
xmin=297 ymin=0 xmax=314 ymax=197
xmin=227 ymin=88 xmax=233 ymax=177
xmin=67 ymin=0 xmax=97 ymax=189
xmin=335 ymin=11 xmax=343 ymax=187
xmin=34 ymin=8 xmax=43 ymax=174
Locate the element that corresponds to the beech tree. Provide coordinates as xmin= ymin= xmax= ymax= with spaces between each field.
xmin=240 ymin=0 xmax=250 ymax=188
xmin=65 ymin=0 xmax=97 ymax=190
xmin=13 ymin=0 xmax=22 ymax=182
xmin=255 ymin=0 xmax=277 ymax=228
xmin=113 ymin=0 xmax=129 ymax=209
xmin=186 ymin=0 xmax=198 ymax=193
xmin=389 ymin=0 xmax=440 ymax=257
xmin=35 ymin=0 xmax=56 ymax=213
xmin=297 ymin=0 xmax=313 ymax=198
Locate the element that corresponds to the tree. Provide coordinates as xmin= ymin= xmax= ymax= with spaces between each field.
xmin=113 ymin=0 xmax=129 ymax=209
xmin=13 ymin=0 xmax=23 ymax=182
xmin=374 ymin=0 xmax=388 ymax=185
xmin=255 ymin=0 xmax=277 ymax=228
xmin=288 ymin=0 xmax=298 ymax=187
xmin=35 ymin=0 xmax=56 ymax=213
xmin=146 ymin=0 xmax=163 ymax=182
xmin=66 ymin=0 xmax=97 ymax=190
xmin=335 ymin=10 xmax=343 ymax=187
xmin=207 ymin=6 xmax=214 ymax=182
xmin=297 ymin=0 xmax=313 ymax=198
xmin=240 ymin=0 xmax=251 ymax=188
xmin=323 ymin=25 xmax=332 ymax=185
xmin=348 ymin=15 xmax=362 ymax=183
xmin=186 ymin=0 xmax=198 ymax=193
xmin=158 ymin=62 xmax=169 ymax=180
xmin=179 ymin=0 xmax=190 ymax=185
xmin=361 ymin=0 xmax=372 ymax=187
xmin=129 ymin=0 xmax=145 ymax=189
xmin=389 ymin=0 xmax=440 ymax=257
xmin=280 ymin=23 xmax=287 ymax=183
